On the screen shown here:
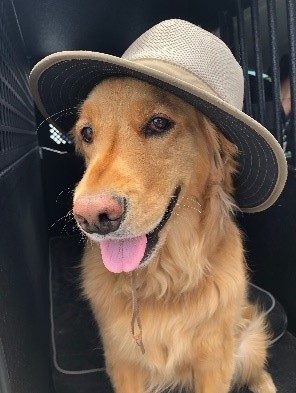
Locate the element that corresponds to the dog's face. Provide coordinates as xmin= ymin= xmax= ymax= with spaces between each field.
xmin=72 ymin=77 xmax=235 ymax=273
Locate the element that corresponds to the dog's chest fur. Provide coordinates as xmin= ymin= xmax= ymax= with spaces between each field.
xmin=82 ymin=241 xmax=244 ymax=385
xmin=93 ymin=285 xmax=203 ymax=388
xmin=109 ymin=296 xmax=197 ymax=372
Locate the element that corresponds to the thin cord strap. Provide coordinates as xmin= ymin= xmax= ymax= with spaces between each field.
xmin=130 ymin=271 xmax=145 ymax=354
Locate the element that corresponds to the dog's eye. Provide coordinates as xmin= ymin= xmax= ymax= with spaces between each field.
xmin=81 ymin=126 xmax=93 ymax=143
xmin=144 ymin=116 xmax=174 ymax=137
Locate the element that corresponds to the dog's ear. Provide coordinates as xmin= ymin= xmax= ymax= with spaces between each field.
xmin=200 ymin=117 xmax=239 ymax=221
xmin=197 ymin=118 xmax=239 ymax=247
xmin=214 ymin=132 xmax=238 ymax=196
xmin=197 ymin=115 xmax=238 ymax=197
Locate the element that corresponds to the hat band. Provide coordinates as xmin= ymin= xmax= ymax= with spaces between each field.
xmin=130 ymin=58 xmax=221 ymax=102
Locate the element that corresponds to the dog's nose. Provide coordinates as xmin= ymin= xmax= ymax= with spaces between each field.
xmin=73 ymin=193 xmax=125 ymax=235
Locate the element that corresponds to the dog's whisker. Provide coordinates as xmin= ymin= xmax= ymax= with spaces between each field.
xmin=55 ymin=187 xmax=74 ymax=202
xmin=171 ymin=204 xmax=204 ymax=226
xmin=61 ymin=223 xmax=71 ymax=234
xmin=59 ymin=218 xmax=73 ymax=234
xmin=179 ymin=195 xmax=202 ymax=207
xmin=66 ymin=211 xmax=73 ymax=219
xmin=175 ymin=203 xmax=202 ymax=214
xmin=170 ymin=194 xmax=202 ymax=208
xmin=75 ymin=228 xmax=86 ymax=243
xmin=67 ymin=208 xmax=76 ymax=218
xmin=50 ymin=210 xmax=75 ymax=229
xmin=176 ymin=203 xmax=201 ymax=210
xmin=65 ymin=209 xmax=74 ymax=218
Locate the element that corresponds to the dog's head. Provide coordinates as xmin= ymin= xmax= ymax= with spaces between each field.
xmin=72 ymin=77 xmax=237 ymax=273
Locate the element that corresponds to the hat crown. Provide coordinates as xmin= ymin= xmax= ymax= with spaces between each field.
xmin=122 ymin=19 xmax=244 ymax=110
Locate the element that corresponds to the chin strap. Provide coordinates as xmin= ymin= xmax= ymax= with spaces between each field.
xmin=130 ymin=271 xmax=145 ymax=354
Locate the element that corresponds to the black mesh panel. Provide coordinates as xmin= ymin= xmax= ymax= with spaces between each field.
xmin=0 ymin=0 xmax=53 ymax=391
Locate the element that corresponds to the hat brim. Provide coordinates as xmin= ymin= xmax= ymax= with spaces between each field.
xmin=29 ymin=51 xmax=287 ymax=213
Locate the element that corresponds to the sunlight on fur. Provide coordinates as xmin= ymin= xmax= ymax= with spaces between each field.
xmin=72 ymin=77 xmax=276 ymax=393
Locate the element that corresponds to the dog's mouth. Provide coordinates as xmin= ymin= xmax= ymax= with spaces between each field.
xmin=143 ymin=186 xmax=181 ymax=264
xmin=99 ymin=186 xmax=181 ymax=273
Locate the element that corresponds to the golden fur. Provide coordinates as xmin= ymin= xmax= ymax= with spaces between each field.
xmin=72 ymin=77 xmax=276 ymax=393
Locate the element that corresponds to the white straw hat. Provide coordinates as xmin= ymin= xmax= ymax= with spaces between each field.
xmin=29 ymin=19 xmax=287 ymax=213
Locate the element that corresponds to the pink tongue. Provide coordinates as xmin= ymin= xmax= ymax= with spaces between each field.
xmin=99 ymin=235 xmax=147 ymax=273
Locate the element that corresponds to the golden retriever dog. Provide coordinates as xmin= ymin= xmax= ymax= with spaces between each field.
xmin=72 ymin=77 xmax=276 ymax=393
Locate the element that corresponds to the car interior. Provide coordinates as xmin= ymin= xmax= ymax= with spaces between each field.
xmin=0 ymin=0 xmax=296 ymax=392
